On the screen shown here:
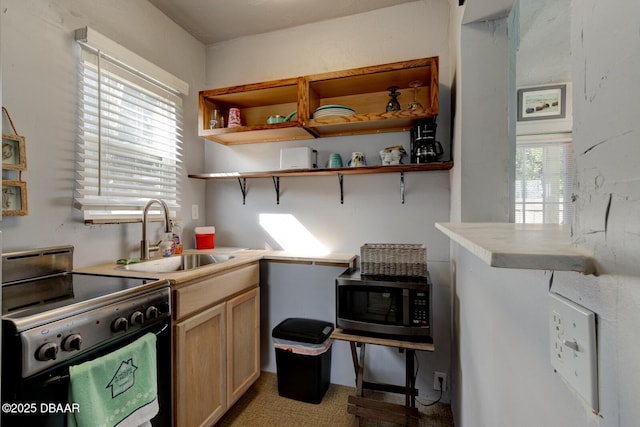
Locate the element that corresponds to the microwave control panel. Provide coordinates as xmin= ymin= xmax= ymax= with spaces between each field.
xmin=410 ymin=290 xmax=430 ymax=326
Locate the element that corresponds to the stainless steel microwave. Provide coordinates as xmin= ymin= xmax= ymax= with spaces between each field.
xmin=335 ymin=270 xmax=432 ymax=342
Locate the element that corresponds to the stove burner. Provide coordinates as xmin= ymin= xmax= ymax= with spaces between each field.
xmin=3 ymin=275 xmax=74 ymax=313
xmin=2 ymin=273 xmax=159 ymax=322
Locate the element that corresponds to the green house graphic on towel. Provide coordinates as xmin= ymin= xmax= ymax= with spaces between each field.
xmin=106 ymin=358 xmax=138 ymax=398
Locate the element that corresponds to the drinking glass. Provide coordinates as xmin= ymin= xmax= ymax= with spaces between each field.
xmin=386 ymin=86 xmax=401 ymax=112
xmin=210 ymin=109 xmax=222 ymax=129
xmin=407 ymin=80 xmax=423 ymax=111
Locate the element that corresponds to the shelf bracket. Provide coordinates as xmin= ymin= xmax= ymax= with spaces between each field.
xmin=400 ymin=171 xmax=405 ymax=204
xmin=272 ymin=176 xmax=280 ymax=204
xmin=237 ymin=178 xmax=248 ymax=205
xmin=338 ymin=174 xmax=344 ymax=204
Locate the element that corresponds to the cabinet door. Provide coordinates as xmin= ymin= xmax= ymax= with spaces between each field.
xmin=226 ymin=287 xmax=260 ymax=406
xmin=175 ymin=302 xmax=226 ymax=427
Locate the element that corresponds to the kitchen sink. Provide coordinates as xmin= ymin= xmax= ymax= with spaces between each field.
xmin=116 ymin=254 xmax=234 ymax=273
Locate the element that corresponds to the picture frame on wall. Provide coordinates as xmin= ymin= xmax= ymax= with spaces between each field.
xmin=517 ymin=84 xmax=567 ymax=122
xmin=2 ymin=133 xmax=27 ymax=170
xmin=2 ymin=180 xmax=28 ymax=216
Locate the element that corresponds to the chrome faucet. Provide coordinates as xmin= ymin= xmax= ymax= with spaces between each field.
xmin=141 ymin=199 xmax=172 ymax=260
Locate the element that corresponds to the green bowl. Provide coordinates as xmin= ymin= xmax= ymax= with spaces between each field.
xmin=267 ymin=115 xmax=286 ymax=124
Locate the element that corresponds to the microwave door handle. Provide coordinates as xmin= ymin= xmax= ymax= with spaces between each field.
xmin=402 ymin=289 xmax=410 ymax=326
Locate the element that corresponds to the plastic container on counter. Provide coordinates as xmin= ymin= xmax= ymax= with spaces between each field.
xmin=195 ymin=226 xmax=215 ymax=249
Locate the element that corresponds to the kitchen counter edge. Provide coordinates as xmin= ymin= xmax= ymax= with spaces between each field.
xmin=74 ymin=249 xmax=358 ymax=283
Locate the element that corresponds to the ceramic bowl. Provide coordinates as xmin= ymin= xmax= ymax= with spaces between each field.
xmin=267 ymin=115 xmax=286 ymax=124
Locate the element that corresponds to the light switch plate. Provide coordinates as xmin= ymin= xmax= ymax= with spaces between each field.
xmin=549 ymin=292 xmax=598 ymax=412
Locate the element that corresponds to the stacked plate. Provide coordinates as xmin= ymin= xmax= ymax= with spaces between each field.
xmin=313 ymin=105 xmax=356 ymax=119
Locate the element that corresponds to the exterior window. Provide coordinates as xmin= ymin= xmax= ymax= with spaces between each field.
xmin=74 ymin=30 xmax=185 ymax=222
xmin=515 ymin=133 xmax=573 ymax=224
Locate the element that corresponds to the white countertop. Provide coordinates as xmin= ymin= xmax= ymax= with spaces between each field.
xmin=435 ymin=222 xmax=597 ymax=275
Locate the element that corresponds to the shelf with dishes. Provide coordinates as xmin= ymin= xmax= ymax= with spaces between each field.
xmin=303 ymin=58 xmax=438 ymax=138
xmin=198 ymin=57 xmax=439 ymax=144
xmin=188 ymin=161 xmax=453 ymax=205
xmin=307 ymin=108 xmax=433 ymax=137
xmin=198 ymin=77 xmax=313 ymax=145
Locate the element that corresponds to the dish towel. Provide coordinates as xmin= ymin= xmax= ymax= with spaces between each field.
xmin=68 ymin=332 xmax=159 ymax=427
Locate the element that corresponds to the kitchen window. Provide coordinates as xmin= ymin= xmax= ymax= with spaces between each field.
xmin=514 ymin=133 xmax=573 ymax=224
xmin=74 ymin=27 xmax=188 ymax=222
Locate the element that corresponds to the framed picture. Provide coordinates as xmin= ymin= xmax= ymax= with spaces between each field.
xmin=2 ymin=180 xmax=28 ymax=216
xmin=517 ymin=84 xmax=567 ymax=121
xmin=2 ymin=133 xmax=27 ymax=170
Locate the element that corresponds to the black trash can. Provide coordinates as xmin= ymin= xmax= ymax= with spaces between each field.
xmin=272 ymin=318 xmax=334 ymax=404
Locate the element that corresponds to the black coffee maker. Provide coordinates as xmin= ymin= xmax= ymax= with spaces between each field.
xmin=410 ymin=119 xmax=443 ymax=163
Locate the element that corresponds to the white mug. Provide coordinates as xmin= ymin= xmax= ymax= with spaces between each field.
xmin=347 ymin=152 xmax=366 ymax=167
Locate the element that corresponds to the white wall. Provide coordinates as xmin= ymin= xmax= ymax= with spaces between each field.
xmin=449 ymin=0 xmax=640 ymax=426
xmin=203 ymin=2 xmax=451 ymax=254
xmin=203 ymin=1 xmax=454 ymax=402
xmin=0 ymin=0 xmax=206 ymax=267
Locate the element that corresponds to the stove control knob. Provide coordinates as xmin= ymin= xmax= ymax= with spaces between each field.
xmin=157 ymin=301 xmax=171 ymax=314
xmin=130 ymin=311 xmax=145 ymax=326
xmin=112 ymin=317 xmax=129 ymax=332
xmin=36 ymin=342 xmax=59 ymax=361
xmin=146 ymin=306 xmax=159 ymax=320
xmin=61 ymin=334 xmax=83 ymax=352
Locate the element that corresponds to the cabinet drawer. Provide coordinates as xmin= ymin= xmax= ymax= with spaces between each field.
xmin=174 ymin=263 xmax=259 ymax=320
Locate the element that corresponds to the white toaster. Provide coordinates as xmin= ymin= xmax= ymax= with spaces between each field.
xmin=279 ymin=147 xmax=318 ymax=169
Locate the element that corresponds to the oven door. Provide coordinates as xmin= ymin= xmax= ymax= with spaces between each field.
xmin=1 ymin=320 xmax=171 ymax=427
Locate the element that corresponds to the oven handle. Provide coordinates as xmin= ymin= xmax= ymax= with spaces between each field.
xmin=38 ymin=323 xmax=169 ymax=388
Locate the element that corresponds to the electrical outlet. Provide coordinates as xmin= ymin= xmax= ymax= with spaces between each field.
xmin=433 ymin=372 xmax=447 ymax=391
xmin=549 ymin=292 xmax=598 ymax=412
xmin=191 ymin=204 xmax=199 ymax=220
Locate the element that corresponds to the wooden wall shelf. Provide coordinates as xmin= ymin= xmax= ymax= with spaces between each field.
xmin=188 ymin=162 xmax=452 ymax=180
xmin=194 ymin=57 xmax=445 ymax=204
xmin=198 ymin=57 xmax=439 ymax=145
xmin=189 ymin=162 xmax=453 ymax=205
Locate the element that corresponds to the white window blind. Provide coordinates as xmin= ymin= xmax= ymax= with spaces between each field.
xmin=515 ymin=133 xmax=574 ymax=224
xmin=74 ymin=29 xmax=185 ymax=221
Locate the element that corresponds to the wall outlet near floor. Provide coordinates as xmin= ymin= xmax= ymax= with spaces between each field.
xmin=549 ymin=292 xmax=598 ymax=412
xmin=433 ymin=372 xmax=447 ymax=391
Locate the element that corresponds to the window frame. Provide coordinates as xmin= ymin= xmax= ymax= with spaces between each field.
xmin=514 ymin=132 xmax=574 ymax=224
xmin=74 ymin=27 xmax=188 ymax=223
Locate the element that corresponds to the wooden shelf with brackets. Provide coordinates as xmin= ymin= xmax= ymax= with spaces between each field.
xmin=188 ymin=161 xmax=453 ymax=205
xmin=193 ymin=56 xmax=445 ymax=204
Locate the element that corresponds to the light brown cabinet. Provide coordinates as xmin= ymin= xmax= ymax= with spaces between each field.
xmin=226 ymin=287 xmax=260 ymax=406
xmin=175 ymin=302 xmax=226 ymax=427
xmin=198 ymin=57 xmax=439 ymax=146
xmin=173 ymin=263 xmax=260 ymax=427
